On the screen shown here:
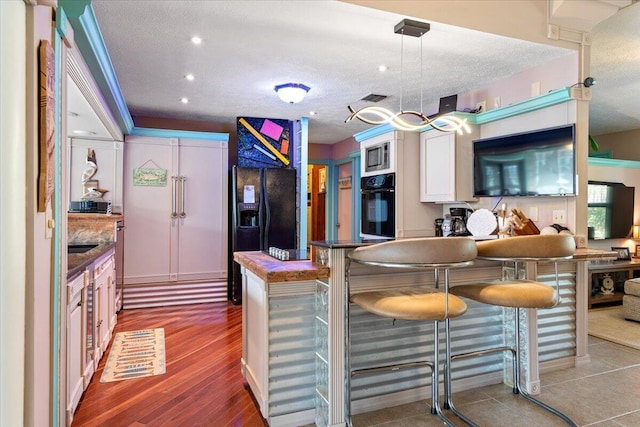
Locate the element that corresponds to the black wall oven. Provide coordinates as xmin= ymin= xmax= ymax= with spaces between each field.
xmin=361 ymin=173 xmax=395 ymax=239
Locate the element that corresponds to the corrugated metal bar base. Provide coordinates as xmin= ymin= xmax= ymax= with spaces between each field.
xmin=122 ymin=281 xmax=227 ymax=309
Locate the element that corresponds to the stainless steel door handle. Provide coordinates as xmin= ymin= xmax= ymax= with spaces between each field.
xmin=179 ymin=176 xmax=187 ymax=218
xmin=171 ymin=176 xmax=178 ymax=219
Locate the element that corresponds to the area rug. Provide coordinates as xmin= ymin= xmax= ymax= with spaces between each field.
xmin=100 ymin=328 xmax=166 ymax=383
xmin=588 ymin=307 xmax=640 ymax=350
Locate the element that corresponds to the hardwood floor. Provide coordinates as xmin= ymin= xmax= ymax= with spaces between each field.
xmin=72 ymin=302 xmax=267 ymax=427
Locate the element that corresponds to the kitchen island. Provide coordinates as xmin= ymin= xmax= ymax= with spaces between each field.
xmin=235 ymin=243 xmax=615 ymax=427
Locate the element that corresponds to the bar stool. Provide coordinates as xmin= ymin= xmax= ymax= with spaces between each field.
xmin=345 ymin=237 xmax=477 ymax=427
xmin=447 ymin=234 xmax=577 ymax=426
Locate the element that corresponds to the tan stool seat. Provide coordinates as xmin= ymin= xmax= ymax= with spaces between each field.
xmin=351 ymin=287 xmax=467 ymax=320
xmin=475 ymin=234 xmax=575 ymax=259
xmin=452 ymin=280 xmax=558 ymax=308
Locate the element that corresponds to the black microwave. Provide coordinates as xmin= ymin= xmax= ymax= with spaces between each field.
xmin=365 ymin=142 xmax=390 ymax=172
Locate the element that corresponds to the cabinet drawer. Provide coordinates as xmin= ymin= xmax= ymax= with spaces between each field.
xmin=67 ymin=271 xmax=86 ymax=305
xmin=94 ymin=256 xmax=114 ymax=276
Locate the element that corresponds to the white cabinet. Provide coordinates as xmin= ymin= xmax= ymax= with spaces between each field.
xmin=68 ymin=139 xmax=124 ymax=213
xmin=123 ymin=136 xmax=228 ymax=286
xmin=93 ymin=250 xmax=115 ymax=363
xmin=419 ymin=128 xmax=478 ymax=202
xmin=66 ymin=271 xmax=87 ymax=425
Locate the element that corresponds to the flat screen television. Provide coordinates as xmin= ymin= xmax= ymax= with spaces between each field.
xmin=473 ymin=124 xmax=576 ymax=197
xmin=587 ymin=181 xmax=634 ymax=239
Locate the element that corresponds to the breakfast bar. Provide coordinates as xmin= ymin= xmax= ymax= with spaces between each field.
xmin=235 ymin=241 xmax=616 ymax=427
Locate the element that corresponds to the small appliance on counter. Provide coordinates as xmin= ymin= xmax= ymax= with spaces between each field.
xmin=448 ymin=207 xmax=473 ymax=236
xmin=69 ymin=200 xmax=110 ymax=213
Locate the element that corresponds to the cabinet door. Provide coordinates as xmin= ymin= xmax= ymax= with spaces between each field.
xmin=66 ymin=273 xmax=85 ymax=422
xmin=123 ymin=136 xmax=175 ymax=284
xmin=107 ymin=260 xmax=116 ymax=332
xmin=420 ymin=132 xmax=455 ymax=202
xmin=94 ymin=254 xmax=114 ymax=358
xmin=175 ymin=138 xmax=228 ymax=281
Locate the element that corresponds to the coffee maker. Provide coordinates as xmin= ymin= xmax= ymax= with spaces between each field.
xmin=448 ymin=207 xmax=473 ymax=236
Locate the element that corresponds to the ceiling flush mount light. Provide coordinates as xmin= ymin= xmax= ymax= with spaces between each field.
xmin=274 ymin=83 xmax=310 ymax=104
xmin=190 ymin=36 xmax=202 ymax=45
xmin=345 ymin=19 xmax=470 ymax=135
xmin=180 ymin=97 xmax=189 ymax=104
xmin=185 ymin=73 xmax=195 ymax=81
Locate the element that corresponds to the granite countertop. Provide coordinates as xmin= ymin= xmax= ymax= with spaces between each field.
xmin=67 ymin=241 xmax=116 ymax=280
xmin=234 ymin=251 xmax=330 ymax=283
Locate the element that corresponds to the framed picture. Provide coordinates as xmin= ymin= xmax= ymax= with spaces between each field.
xmin=611 ymin=246 xmax=632 ymax=260
xmin=318 ymin=168 xmax=327 ymax=193
xmin=635 ymin=245 xmax=640 ymax=258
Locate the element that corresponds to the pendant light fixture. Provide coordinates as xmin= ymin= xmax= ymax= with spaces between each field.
xmin=274 ymin=83 xmax=310 ymax=104
xmin=345 ymin=19 xmax=470 ymax=135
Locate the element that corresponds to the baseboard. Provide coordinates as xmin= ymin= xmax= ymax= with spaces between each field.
xmin=268 ymin=409 xmax=315 ymax=427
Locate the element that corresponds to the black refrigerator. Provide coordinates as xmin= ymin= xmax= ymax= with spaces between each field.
xmin=229 ymin=166 xmax=297 ymax=303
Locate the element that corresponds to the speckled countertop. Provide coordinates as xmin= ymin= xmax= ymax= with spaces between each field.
xmin=234 ymin=251 xmax=329 ymax=283
xmin=67 ymin=242 xmax=116 ymax=280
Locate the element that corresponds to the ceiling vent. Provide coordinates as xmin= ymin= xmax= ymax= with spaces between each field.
xmin=360 ymin=94 xmax=387 ymax=103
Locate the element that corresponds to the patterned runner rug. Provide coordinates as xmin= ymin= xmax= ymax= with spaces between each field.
xmin=100 ymin=328 xmax=166 ymax=383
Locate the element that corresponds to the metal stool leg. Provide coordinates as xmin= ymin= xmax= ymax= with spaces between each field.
xmin=444 ymin=317 xmax=479 ymax=427
xmin=512 ymin=308 xmax=578 ymax=427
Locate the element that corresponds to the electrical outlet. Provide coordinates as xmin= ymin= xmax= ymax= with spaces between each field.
xmin=552 ymin=209 xmax=566 ymax=224
xmin=574 ymin=235 xmax=587 ymax=248
xmin=475 ymin=100 xmax=486 ymax=113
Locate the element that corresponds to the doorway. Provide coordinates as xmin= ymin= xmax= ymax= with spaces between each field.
xmin=307 ymin=164 xmax=327 ymax=243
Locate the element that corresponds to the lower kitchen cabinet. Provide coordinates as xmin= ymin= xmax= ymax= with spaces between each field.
xmin=66 ymin=270 xmax=87 ymax=425
xmin=66 ymin=246 xmax=117 ymax=426
xmin=94 ymin=249 xmax=116 ymax=363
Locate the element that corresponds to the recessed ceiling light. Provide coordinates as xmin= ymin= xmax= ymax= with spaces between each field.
xmin=191 ymin=36 xmax=202 ymax=45
xmin=185 ymin=74 xmax=195 ymax=81
xmin=309 ymin=111 xmax=317 ymax=116
xmin=378 ymin=65 xmax=388 ymax=72
xmin=72 ymin=130 xmax=96 ymax=136
xmin=180 ymin=97 xmax=189 ymax=104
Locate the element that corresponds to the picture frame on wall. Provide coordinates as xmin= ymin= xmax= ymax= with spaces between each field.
xmin=611 ymin=246 xmax=632 ymax=260
xmin=635 ymin=245 xmax=640 ymax=258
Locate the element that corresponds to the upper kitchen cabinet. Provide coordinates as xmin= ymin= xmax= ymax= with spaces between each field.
xmin=68 ymin=140 xmax=123 ymax=212
xmin=419 ymin=127 xmax=479 ymax=203
xmin=123 ymin=134 xmax=228 ymax=308
xmin=66 ymin=47 xmax=124 ymax=213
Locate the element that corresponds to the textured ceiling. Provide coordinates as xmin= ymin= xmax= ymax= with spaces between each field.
xmin=69 ymin=1 xmax=639 ymax=144
xmin=589 ymin=3 xmax=640 ymax=136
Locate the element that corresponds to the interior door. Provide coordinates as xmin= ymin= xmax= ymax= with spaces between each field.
xmin=337 ymin=163 xmax=352 ymax=240
xmin=123 ymin=136 xmax=174 ymax=284
xmin=176 ymin=138 xmax=228 ymax=281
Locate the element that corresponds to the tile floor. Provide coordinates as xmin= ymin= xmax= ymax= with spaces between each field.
xmin=347 ymin=336 xmax=640 ymax=426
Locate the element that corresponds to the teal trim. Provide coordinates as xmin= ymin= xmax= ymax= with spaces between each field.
xmin=59 ymin=0 xmax=134 ymax=133
xmin=130 ymin=127 xmax=229 ymax=142
xmin=299 ymin=117 xmax=309 ymax=252
xmin=588 ymin=150 xmax=613 ymax=159
xmin=308 ymin=159 xmax=331 ymax=165
xmin=78 ymin=4 xmax=134 ymax=132
xmin=351 ymin=88 xmax=573 ymax=141
xmin=353 ymin=124 xmax=394 ymax=142
xmin=52 ymin=14 xmax=66 ymax=427
xmin=351 ymin=155 xmax=361 ymax=240
xmin=462 ymin=87 xmax=572 ymax=125
xmin=588 ymin=157 xmax=640 ymax=169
